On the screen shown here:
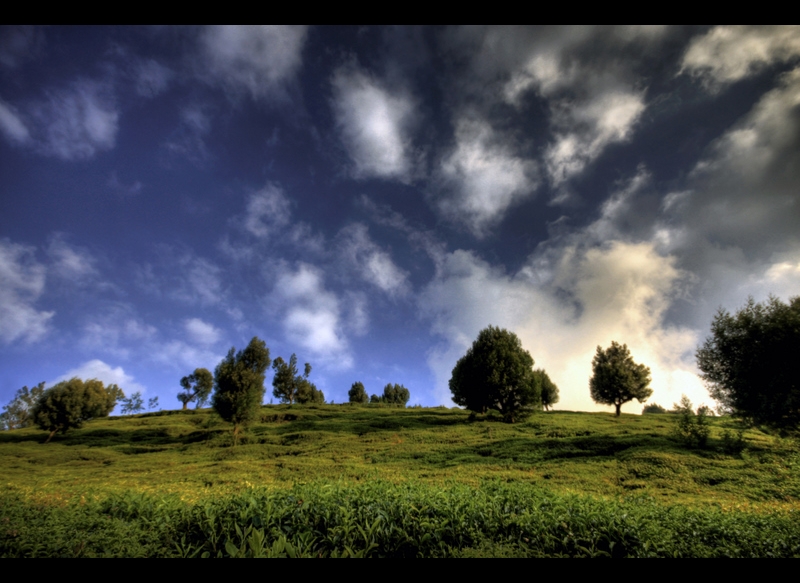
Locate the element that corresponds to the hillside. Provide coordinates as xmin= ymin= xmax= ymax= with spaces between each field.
xmin=2 ymin=405 xmax=799 ymax=557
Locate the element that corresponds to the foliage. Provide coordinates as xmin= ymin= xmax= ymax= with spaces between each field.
xmin=212 ymin=337 xmax=270 ymax=442
xmin=642 ymin=403 xmax=667 ymax=414
xmin=449 ymin=325 xmax=539 ymax=422
xmin=178 ymin=368 xmax=213 ymax=410
xmin=30 ymin=378 xmax=123 ymax=443
xmin=533 ymin=369 xmax=559 ymax=411
xmin=696 ymin=295 xmax=800 ymax=429
xmin=1 ymin=382 xmax=46 ymax=430
xmin=3 ymin=481 xmax=800 ymax=558
xmin=272 ymin=354 xmax=313 ymax=405
xmin=380 ymin=384 xmax=410 ymax=406
xmin=672 ymin=396 xmax=710 ymax=448
xmin=348 ymin=382 xmax=368 ymax=404
xmin=120 ymin=392 xmax=145 ymax=415
xmin=589 ymin=341 xmax=652 ymax=416
xmin=148 ymin=396 xmax=160 ymax=411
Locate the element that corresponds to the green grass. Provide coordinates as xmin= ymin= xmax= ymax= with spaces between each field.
xmin=2 ymin=405 xmax=799 ymax=556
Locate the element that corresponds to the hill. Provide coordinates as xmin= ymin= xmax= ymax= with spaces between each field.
xmin=2 ymin=405 xmax=799 ymax=557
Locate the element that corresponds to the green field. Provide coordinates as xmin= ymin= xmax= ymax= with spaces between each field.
xmin=2 ymin=405 xmax=799 ymax=557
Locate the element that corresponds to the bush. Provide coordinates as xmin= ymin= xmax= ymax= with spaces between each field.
xmin=672 ymin=396 xmax=710 ymax=448
xmin=642 ymin=403 xmax=667 ymax=414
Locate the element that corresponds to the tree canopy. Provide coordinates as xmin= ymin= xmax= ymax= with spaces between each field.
xmin=696 ymin=295 xmax=800 ymax=429
xmin=449 ymin=325 xmax=539 ymax=422
xmin=31 ymin=378 xmax=123 ymax=443
xmin=589 ymin=341 xmax=652 ymax=416
xmin=348 ymin=381 xmax=368 ymax=404
xmin=178 ymin=368 xmax=213 ymax=410
xmin=533 ymin=369 xmax=559 ymax=411
xmin=380 ymin=383 xmax=410 ymax=406
xmin=272 ymin=354 xmax=323 ymax=404
xmin=212 ymin=337 xmax=270 ymax=442
xmin=1 ymin=382 xmax=46 ymax=430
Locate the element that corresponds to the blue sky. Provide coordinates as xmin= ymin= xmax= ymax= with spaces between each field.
xmin=2 ymin=25 xmax=799 ymax=414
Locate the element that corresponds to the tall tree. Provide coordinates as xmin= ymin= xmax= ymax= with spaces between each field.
xmin=348 ymin=381 xmax=368 ymax=404
xmin=696 ymin=295 xmax=800 ymax=428
xmin=272 ymin=354 xmax=312 ymax=405
xmin=589 ymin=341 xmax=652 ymax=416
xmin=212 ymin=337 xmax=271 ymax=443
xmin=533 ymin=369 xmax=559 ymax=411
xmin=31 ymin=378 xmax=123 ymax=443
xmin=449 ymin=325 xmax=539 ymax=422
xmin=178 ymin=368 xmax=214 ymax=410
xmin=381 ymin=383 xmax=410 ymax=406
xmin=1 ymin=382 xmax=46 ymax=430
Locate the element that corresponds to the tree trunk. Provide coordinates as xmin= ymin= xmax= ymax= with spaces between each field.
xmin=44 ymin=429 xmax=57 ymax=444
xmin=182 ymin=402 xmax=188 ymax=410
xmin=615 ymin=403 xmax=621 ymax=417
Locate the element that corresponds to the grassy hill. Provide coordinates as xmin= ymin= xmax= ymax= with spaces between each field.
xmin=2 ymin=405 xmax=799 ymax=557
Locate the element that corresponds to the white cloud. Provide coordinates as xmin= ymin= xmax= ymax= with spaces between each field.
xmin=200 ymin=25 xmax=307 ymax=100
xmin=681 ymin=25 xmax=800 ymax=87
xmin=0 ymin=239 xmax=53 ymax=344
xmin=184 ymin=318 xmax=221 ymax=346
xmin=331 ymin=66 xmax=417 ymax=181
xmin=81 ymin=314 xmax=157 ymax=360
xmin=163 ymin=102 xmax=213 ymax=164
xmin=436 ymin=115 xmax=538 ymax=237
xmin=152 ymin=340 xmax=222 ymax=372
xmin=545 ymin=89 xmax=645 ymax=187
xmin=0 ymin=98 xmax=30 ymax=144
xmin=53 ymin=359 xmax=146 ymax=396
xmin=46 ymin=236 xmax=98 ymax=282
xmin=338 ymin=223 xmax=410 ymax=297
xmin=244 ymin=183 xmax=292 ymax=238
xmin=135 ymin=58 xmax=173 ymax=98
xmin=136 ymin=250 xmax=225 ymax=307
xmin=273 ymin=263 xmax=352 ymax=367
xmin=29 ymin=79 xmax=118 ymax=160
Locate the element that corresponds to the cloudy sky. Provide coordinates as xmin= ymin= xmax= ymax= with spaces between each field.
xmin=2 ymin=25 xmax=799 ymax=415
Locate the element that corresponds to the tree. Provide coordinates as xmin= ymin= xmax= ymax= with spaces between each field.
xmin=1 ymin=382 xmax=46 ymax=430
xmin=381 ymin=383 xmax=410 ymax=406
xmin=178 ymin=368 xmax=213 ymax=410
xmin=696 ymin=295 xmax=800 ymax=429
xmin=642 ymin=403 xmax=667 ymax=414
xmin=589 ymin=341 xmax=652 ymax=417
xmin=272 ymin=354 xmax=314 ymax=404
xmin=212 ymin=337 xmax=270 ymax=443
xmin=31 ymin=378 xmax=123 ymax=443
xmin=348 ymin=381 xmax=368 ymax=404
xmin=449 ymin=325 xmax=539 ymax=423
xmin=672 ymin=395 xmax=710 ymax=448
xmin=533 ymin=369 xmax=559 ymax=411
xmin=148 ymin=396 xmax=160 ymax=411
xmin=120 ymin=391 xmax=145 ymax=415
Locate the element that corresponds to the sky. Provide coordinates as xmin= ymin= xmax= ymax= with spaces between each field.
xmin=1 ymin=25 xmax=799 ymax=415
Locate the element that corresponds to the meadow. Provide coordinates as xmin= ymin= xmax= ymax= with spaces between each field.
xmin=2 ymin=404 xmax=799 ymax=557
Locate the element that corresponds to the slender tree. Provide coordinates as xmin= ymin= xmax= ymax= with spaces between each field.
xmin=1 ymin=382 xmax=46 ymax=430
xmin=212 ymin=337 xmax=270 ymax=443
xmin=178 ymin=368 xmax=214 ymax=410
xmin=272 ymin=354 xmax=313 ymax=404
xmin=589 ymin=341 xmax=652 ymax=416
xmin=533 ymin=369 xmax=559 ymax=411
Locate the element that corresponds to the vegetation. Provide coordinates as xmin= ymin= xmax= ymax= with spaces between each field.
xmin=672 ymin=396 xmax=711 ymax=449
xmin=348 ymin=382 xmax=368 ymax=404
xmin=120 ymin=392 xmax=145 ymax=415
xmin=1 ymin=382 xmax=46 ymax=430
xmin=533 ymin=369 xmax=559 ymax=411
xmin=696 ymin=295 xmax=800 ymax=430
xmin=449 ymin=325 xmax=539 ymax=422
xmin=642 ymin=403 xmax=668 ymax=415
xmin=590 ymin=342 xmax=652 ymax=416
xmin=178 ymin=369 xmax=213 ymax=410
xmin=272 ymin=354 xmax=323 ymax=405
xmin=370 ymin=384 xmax=410 ymax=406
xmin=30 ymin=378 xmax=123 ymax=444
xmin=212 ymin=337 xmax=270 ymax=443
xmin=2 ymin=405 xmax=800 ymax=557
